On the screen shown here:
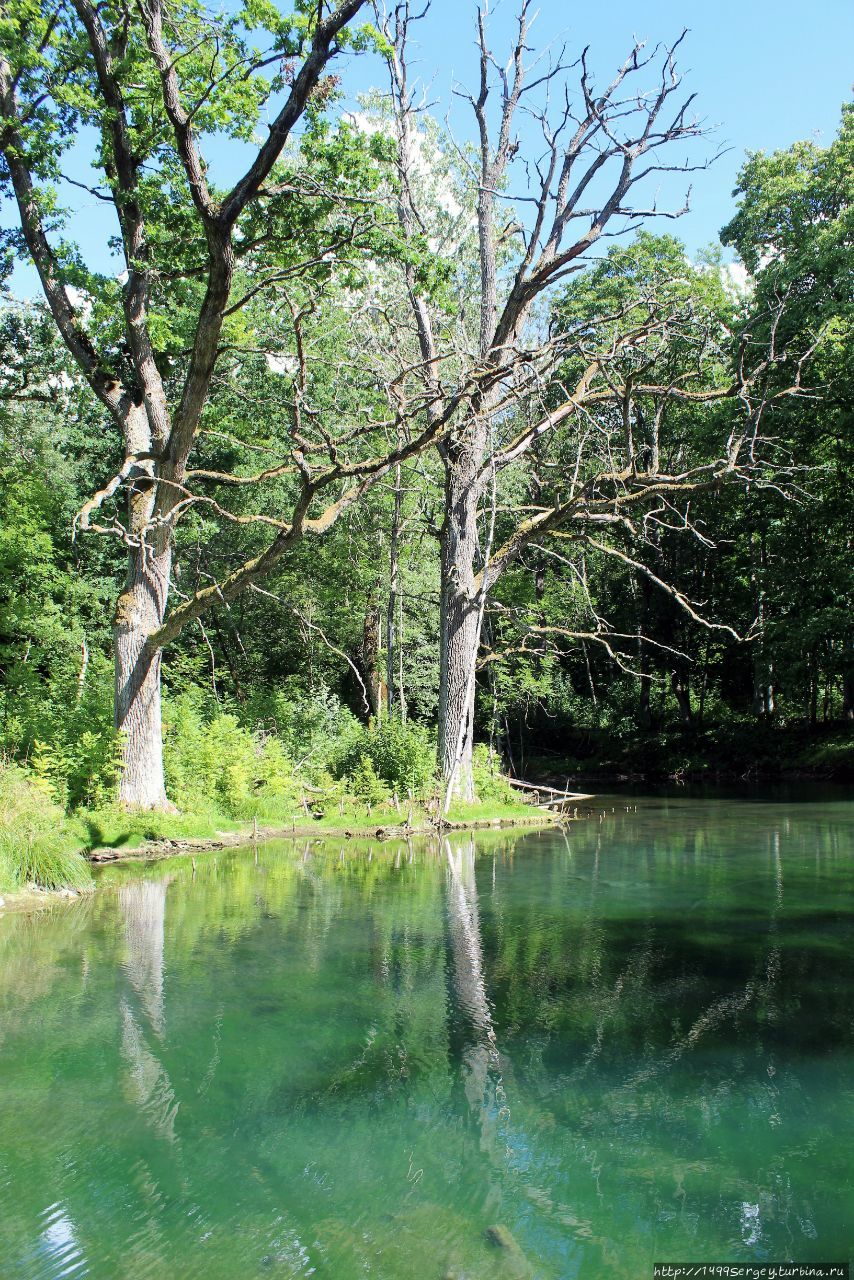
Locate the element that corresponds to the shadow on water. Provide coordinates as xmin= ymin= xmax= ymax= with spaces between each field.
xmin=0 ymin=793 xmax=852 ymax=1278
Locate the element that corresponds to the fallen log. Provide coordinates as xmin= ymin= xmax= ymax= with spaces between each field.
xmin=508 ymin=778 xmax=594 ymax=802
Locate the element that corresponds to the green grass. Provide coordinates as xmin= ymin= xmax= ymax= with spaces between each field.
xmin=290 ymin=791 xmax=543 ymax=831
xmin=0 ymin=764 xmax=93 ymax=894
xmin=443 ymin=797 xmax=545 ymax=824
xmin=65 ymin=805 xmax=246 ymax=852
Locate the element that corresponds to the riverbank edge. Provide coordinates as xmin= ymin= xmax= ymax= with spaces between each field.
xmin=523 ymin=726 xmax=853 ymax=786
xmin=534 ymin=767 xmax=854 ymax=788
xmin=0 ymin=809 xmax=563 ymax=914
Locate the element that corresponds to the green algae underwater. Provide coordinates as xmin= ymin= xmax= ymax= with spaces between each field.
xmin=0 ymin=792 xmax=852 ymax=1279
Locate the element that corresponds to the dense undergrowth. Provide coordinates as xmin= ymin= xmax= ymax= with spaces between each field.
xmin=0 ymin=686 xmax=525 ymax=893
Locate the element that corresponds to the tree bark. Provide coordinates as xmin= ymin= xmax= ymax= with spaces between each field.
xmin=843 ymin=635 xmax=854 ymax=722
xmin=637 ymin=573 xmax=654 ymax=728
xmin=751 ymin=530 xmax=774 ymax=718
xmin=809 ymin=649 xmax=819 ymax=728
xmin=752 ymin=663 xmax=775 ymax=719
xmin=362 ymin=591 xmax=387 ymax=718
xmin=386 ymin=462 xmax=402 ymax=717
xmin=114 ymin=537 xmax=172 ymax=810
xmin=438 ymin=443 xmax=485 ymax=801
xmin=670 ymin=668 xmax=692 ymax=725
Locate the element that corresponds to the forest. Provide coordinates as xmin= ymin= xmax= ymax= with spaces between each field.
xmin=0 ymin=0 xmax=851 ymax=893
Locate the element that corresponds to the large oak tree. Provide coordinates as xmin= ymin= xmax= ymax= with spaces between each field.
xmin=1 ymin=0 xmax=461 ymax=807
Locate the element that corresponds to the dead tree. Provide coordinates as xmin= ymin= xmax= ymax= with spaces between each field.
xmin=382 ymin=1 xmax=806 ymax=800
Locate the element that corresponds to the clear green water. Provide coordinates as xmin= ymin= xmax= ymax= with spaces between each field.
xmin=1 ymin=793 xmax=853 ymax=1279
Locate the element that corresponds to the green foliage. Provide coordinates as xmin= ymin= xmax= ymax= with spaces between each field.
xmin=722 ymin=103 xmax=854 ymax=300
xmin=471 ymin=744 xmax=516 ymax=805
xmin=29 ymin=718 xmax=122 ymax=811
xmin=0 ymin=762 xmax=92 ymax=892
xmin=244 ymin=680 xmax=358 ymax=776
xmin=336 ymin=717 xmax=436 ymax=798
xmin=163 ymin=691 xmax=301 ymax=819
xmin=346 ymin=753 xmax=390 ymax=805
xmin=3 ymin=640 xmax=121 ymax=811
xmin=0 ymin=314 xmax=123 ymax=807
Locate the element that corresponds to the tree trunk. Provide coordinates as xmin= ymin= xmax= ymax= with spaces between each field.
xmin=843 ymin=672 xmax=854 ymax=721
xmin=670 ymin=668 xmax=692 ymax=725
xmin=438 ymin=445 xmax=484 ymax=801
xmin=808 ymin=648 xmax=819 ymax=727
xmin=362 ymin=592 xmax=388 ymax=718
xmin=751 ymin=530 xmax=774 ymax=719
xmin=636 ymin=557 xmax=654 ymax=729
xmin=843 ymin=636 xmax=854 ymax=722
xmin=752 ymin=663 xmax=775 ymax=719
xmin=698 ymin=636 xmax=711 ymax=725
xmin=114 ymin=539 xmax=172 ymax=810
xmin=386 ymin=463 xmax=402 ymax=717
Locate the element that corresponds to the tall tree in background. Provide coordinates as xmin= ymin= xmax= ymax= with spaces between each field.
xmin=721 ymin=103 xmax=853 ymax=723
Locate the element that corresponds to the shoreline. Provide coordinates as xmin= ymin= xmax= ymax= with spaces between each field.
xmin=88 ymin=809 xmax=562 ymax=863
xmin=524 ymin=749 xmax=853 ymax=788
xmin=0 ymin=810 xmax=562 ymax=914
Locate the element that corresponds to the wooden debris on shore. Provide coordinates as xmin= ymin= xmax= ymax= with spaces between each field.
xmin=506 ymin=777 xmax=594 ymax=817
xmin=89 ymin=837 xmax=226 ymax=863
xmin=372 ymin=825 xmax=413 ymax=841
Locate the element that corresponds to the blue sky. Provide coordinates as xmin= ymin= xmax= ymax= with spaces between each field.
xmin=375 ymin=0 xmax=853 ymax=252
xmin=4 ymin=0 xmax=853 ymax=296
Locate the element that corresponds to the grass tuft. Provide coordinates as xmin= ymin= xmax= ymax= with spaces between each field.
xmin=0 ymin=763 xmax=92 ymax=893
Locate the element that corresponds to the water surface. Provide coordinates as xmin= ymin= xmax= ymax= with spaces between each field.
xmin=1 ymin=794 xmax=852 ymax=1278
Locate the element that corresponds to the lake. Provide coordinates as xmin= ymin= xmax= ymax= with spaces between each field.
xmin=1 ymin=792 xmax=852 ymax=1278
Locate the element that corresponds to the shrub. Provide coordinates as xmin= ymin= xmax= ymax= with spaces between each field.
xmin=2 ymin=651 xmax=122 ymax=810
xmin=30 ymin=724 xmax=122 ymax=810
xmin=243 ymin=681 xmax=358 ymax=776
xmin=471 ymin=744 xmax=516 ymax=804
xmin=347 ymin=754 xmax=390 ymax=805
xmin=0 ymin=762 xmax=92 ymax=892
xmin=163 ymin=692 xmax=302 ymax=819
xmin=335 ymin=717 xmax=436 ymax=798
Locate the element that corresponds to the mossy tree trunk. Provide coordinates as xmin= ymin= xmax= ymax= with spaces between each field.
xmin=114 ymin=541 xmax=172 ymax=811
xmin=438 ymin=439 xmax=485 ymax=803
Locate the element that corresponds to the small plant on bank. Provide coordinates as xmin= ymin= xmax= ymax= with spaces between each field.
xmin=471 ymin=744 xmax=517 ymax=805
xmin=163 ymin=693 xmax=303 ymax=819
xmin=30 ymin=729 xmax=122 ymax=811
xmin=347 ymin=754 xmax=391 ymax=806
xmin=0 ymin=762 xmax=92 ymax=892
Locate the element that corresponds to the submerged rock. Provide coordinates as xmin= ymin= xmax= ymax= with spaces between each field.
xmin=484 ymin=1224 xmax=533 ymax=1277
xmin=485 ymin=1224 xmax=516 ymax=1250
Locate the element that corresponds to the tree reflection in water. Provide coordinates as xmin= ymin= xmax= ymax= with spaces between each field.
xmin=118 ymin=877 xmax=180 ymax=1145
xmin=0 ymin=795 xmax=851 ymax=1278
